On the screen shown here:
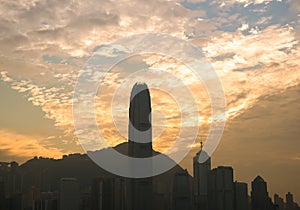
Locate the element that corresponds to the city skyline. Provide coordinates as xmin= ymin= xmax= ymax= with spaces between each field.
xmin=0 ymin=83 xmax=299 ymax=203
xmin=0 ymin=142 xmax=299 ymax=209
xmin=0 ymin=0 xmax=299 ymax=206
xmin=1 ymin=82 xmax=299 ymax=206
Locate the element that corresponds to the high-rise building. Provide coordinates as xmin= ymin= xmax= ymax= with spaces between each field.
xmin=59 ymin=178 xmax=80 ymax=210
xmin=40 ymin=191 xmax=58 ymax=210
xmin=127 ymin=83 xmax=153 ymax=210
xmin=8 ymin=161 xmax=21 ymax=196
xmin=208 ymin=166 xmax=234 ymax=210
xmin=193 ymin=148 xmax=211 ymax=210
xmin=234 ymin=181 xmax=249 ymax=210
xmin=92 ymin=177 xmax=126 ymax=210
xmin=285 ymin=192 xmax=300 ymax=210
xmin=0 ymin=177 xmax=6 ymax=210
xmin=274 ymin=194 xmax=285 ymax=210
xmin=286 ymin=192 xmax=296 ymax=210
xmin=23 ymin=186 xmax=40 ymax=210
xmin=172 ymin=169 xmax=192 ymax=210
xmin=113 ymin=178 xmax=126 ymax=210
xmin=251 ymin=176 xmax=274 ymax=210
xmin=9 ymin=193 xmax=22 ymax=210
xmin=128 ymin=82 xmax=152 ymax=158
xmin=92 ymin=177 xmax=113 ymax=210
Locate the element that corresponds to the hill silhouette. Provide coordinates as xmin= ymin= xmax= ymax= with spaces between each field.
xmin=19 ymin=142 xmax=191 ymax=195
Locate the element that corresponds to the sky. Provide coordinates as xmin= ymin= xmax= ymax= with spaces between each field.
xmin=0 ymin=0 xmax=299 ymax=203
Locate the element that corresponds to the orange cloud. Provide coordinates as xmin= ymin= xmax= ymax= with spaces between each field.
xmin=0 ymin=129 xmax=64 ymax=161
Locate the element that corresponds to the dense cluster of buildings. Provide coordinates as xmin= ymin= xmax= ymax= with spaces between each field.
xmin=0 ymin=151 xmax=299 ymax=210
xmin=192 ymin=148 xmax=300 ymax=210
xmin=0 ymin=83 xmax=298 ymax=210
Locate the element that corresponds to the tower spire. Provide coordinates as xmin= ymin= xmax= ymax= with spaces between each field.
xmin=199 ymin=135 xmax=206 ymax=152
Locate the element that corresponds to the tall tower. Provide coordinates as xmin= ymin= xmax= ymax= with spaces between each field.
xmin=127 ymin=83 xmax=153 ymax=210
xmin=128 ymin=82 xmax=152 ymax=158
xmin=193 ymin=143 xmax=211 ymax=210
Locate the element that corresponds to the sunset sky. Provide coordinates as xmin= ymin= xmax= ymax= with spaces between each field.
xmin=0 ymin=0 xmax=299 ymax=203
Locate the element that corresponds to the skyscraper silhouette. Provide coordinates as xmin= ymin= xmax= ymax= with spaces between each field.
xmin=128 ymin=83 xmax=152 ymax=158
xmin=59 ymin=178 xmax=80 ymax=210
xmin=193 ymin=147 xmax=211 ymax=210
xmin=251 ymin=176 xmax=274 ymax=210
xmin=127 ymin=83 xmax=153 ymax=210
xmin=234 ymin=181 xmax=249 ymax=210
xmin=208 ymin=166 xmax=235 ymax=210
xmin=274 ymin=194 xmax=285 ymax=210
xmin=286 ymin=192 xmax=296 ymax=210
xmin=172 ymin=169 xmax=192 ymax=210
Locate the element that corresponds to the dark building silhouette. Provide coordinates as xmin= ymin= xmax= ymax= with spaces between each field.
xmin=234 ymin=181 xmax=249 ymax=210
xmin=127 ymin=83 xmax=153 ymax=210
xmin=193 ymin=147 xmax=211 ymax=210
xmin=153 ymin=181 xmax=170 ymax=210
xmin=112 ymin=178 xmax=126 ymax=210
xmin=285 ymin=192 xmax=300 ymax=210
xmin=59 ymin=178 xmax=80 ymax=210
xmin=0 ymin=177 xmax=5 ymax=210
xmin=286 ymin=192 xmax=295 ymax=210
xmin=251 ymin=176 xmax=275 ymax=210
xmin=92 ymin=177 xmax=114 ymax=210
xmin=80 ymin=189 xmax=92 ymax=210
xmin=208 ymin=166 xmax=235 ymax=210
xmin=8 ymin=161 xmax=21 ymax=196
xmin=128 ymin=83 xmax=152 ymax=158
xmin=172 ymin=169 xmax=192 ymax=210
xmin=41 ymin=191 xmax=58 ymax=210
xmin=91 ymin=177 xmax=126 ymax=210
xmin=23 ymin=186 xmax=40 ymax=210
xmin=0 ymin=161 xmax=22 ymax=210
xmin=9 ymin=192 xmax=22 ymax=210
xmin=274 ymin=194 xmax=285 ymax=210
xmin=0 ymin=150 xmax=299 ymax=210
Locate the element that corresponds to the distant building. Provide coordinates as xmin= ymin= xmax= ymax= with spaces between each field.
xmin=22 ymin=186 xmax=40 ymax=210
xmin=92 ymin=177 xmax=113 ymax=210
xmin=80 ymin=190 xmax=92 ymax=210
xmin=8 ymin=161 xmax=21 ymax=196
xmin=59 ymin=178 xmax=80 ymax=210
xmin=208 ymin=166 xmax=234 ymax=210
xmin=0 ymin=177 xmax=6 ymax=210
xmin=274 ymin=194 xmax=285 ymax=210
xmin=92 ymin=177 xmax=126 ymax=210
xmin=41 ymin=191 xmax=58 ymax=210
xmin=251 ymin=176 xmax=274 ymax=210
xmin=286 ymin=192 xmax=294 ymax=210
xmin=193 ymin=148 xmax=211 ymax=210
xmin=234 ymin=181 xmax=249 ymax=210
xmin=8 ymin=193 xmax=22 ymax=210
xmin=113 ymin=178 xmax=126 ymax=210
xmin=285 ymin=192 xmax=300 ymax=210
xmin=172 ymin=169 xmax=192 ymax=210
